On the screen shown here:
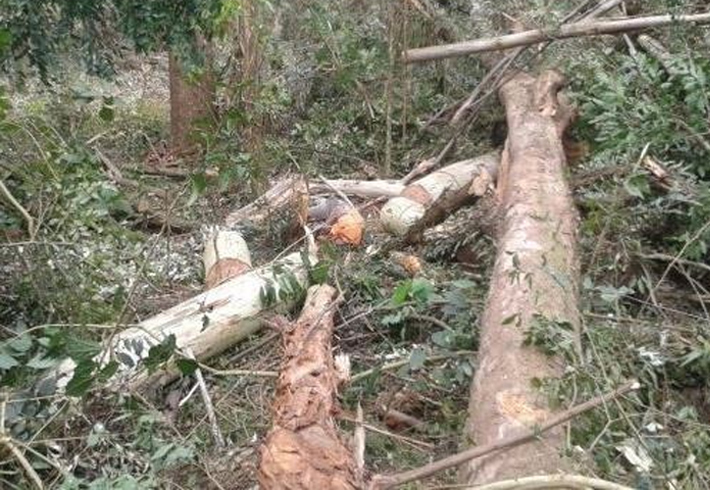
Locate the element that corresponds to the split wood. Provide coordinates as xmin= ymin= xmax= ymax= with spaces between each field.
xmin=404 ymin=12 xmax=710 ymax=63
xmin=368 ymin=380 xmax=640 ymax=489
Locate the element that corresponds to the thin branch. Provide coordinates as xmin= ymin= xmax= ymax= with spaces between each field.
xmin=368 ymin=381 xmax=640 ymax=489
xmin=187 ymin=349 xmax=225 ymax=448
xmin=0 ymin=180 xmax=36 ymax=240
xmin=404 ymin=12 xmax=710 ymax=63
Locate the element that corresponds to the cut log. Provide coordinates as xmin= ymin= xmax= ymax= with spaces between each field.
xmin=258 ymin=284 xmax=359 ymax=490
xmin=203 ymin=228 xmax=252 ymax=289
xmin=380 ymin=153 xmax=499 ymax=241
xmin=462 ymin=71 xmax=580 ymax=484
xmin=404 ymin=12 xmax=710 ymax=63
xmin=51 ymin=248 xmax=315 ymax=392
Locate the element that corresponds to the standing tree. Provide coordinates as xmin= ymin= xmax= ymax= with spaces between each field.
xmin=0 ymin=0 xmax=223 ymax=157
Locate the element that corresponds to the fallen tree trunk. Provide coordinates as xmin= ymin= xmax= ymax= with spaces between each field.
xmin=258 ymin=284 xmax=358 ymax=490
xmin=52 ymin=248 xmax=315 ymax=392
xmin=461 ymin=71 xmax=581 ymax=484
xmin=404 ymin=12 xmax=710 ymax=63
xmin=380 ymin=153 xmax=499 ymax=241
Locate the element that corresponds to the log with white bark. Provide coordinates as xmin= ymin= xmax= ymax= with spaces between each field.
xmin=258 ymin=284 xmax=358 ymax=490
xmin=404 ymin=12 xmax=710 ymax=63
xmin=461 ymin=70 xmax=581 ymax=484
xmin=380 ymin=153 xmax=499 ymax=241
xmin=51 ymin=247 xmax=316 ymax=392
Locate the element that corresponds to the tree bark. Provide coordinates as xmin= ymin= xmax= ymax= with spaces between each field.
xmin=169 ymin=43 xmax=215 ymax=156
xmin=461 ymin=71 xmax=580 ymax=484
xmin=404 ymin=12 xmax=710 ymax=63
xmin=380 ymin=153 xmax=499 ymax=242
xmin=51 ymin=249 xmax=315 ymax=392
xmin=258 ymin=285 xmax=359 ymax=490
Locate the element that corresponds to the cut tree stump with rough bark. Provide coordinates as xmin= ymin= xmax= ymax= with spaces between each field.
xmin=461 ymin=70 xmax=581 ymax=485
xmin=380 ymin=153 xmax=499 ymax=241
xmin=51 ymin=248 xmax=315 ymax=393
xmin=259 ymin=284 xmax=359 ymax=490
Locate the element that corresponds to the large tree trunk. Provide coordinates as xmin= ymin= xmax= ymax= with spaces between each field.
xmin=461 ymin=70 xmax=580 ymax=484
xmin=169 ymin=43 xmax=215 ymax=156
xmin=259 ymin=285 xmax=359 ymax=490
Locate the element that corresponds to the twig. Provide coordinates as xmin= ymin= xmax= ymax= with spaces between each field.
xmin=197 ymin=363 xmax=277 ymax=378
xmin=340 ymin=415 xmax=434 ymax=451
xmin=638 ymin=252 xmax=710 ymax=274
xmin=368 ymin=380 xmax=640 ymax=489
xmin=0 ymin=179 xmax=36 ymax=240
xmin=351 ymin=351 xmax=473 ymax=383
xmin=187 ymin=349 xmax=225 ymax=448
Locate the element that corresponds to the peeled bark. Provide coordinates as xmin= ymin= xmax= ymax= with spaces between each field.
xmin=169 ymin=44 xmax=215 ymax=156
xmin=51 ymin=249 xmax=314 ymax=392
xmin=259 ymin=285 xmax=358 ymax=490
xmin=380 ymin=153 xmax=499 ymax=241
xmin=462 ymin=71 xmax=580 ymax=484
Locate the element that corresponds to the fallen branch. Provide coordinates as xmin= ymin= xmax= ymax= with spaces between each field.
xmin=404 ymin=12 xmax=710 ymax=63
xmin=368 ymin=381 xmax=639 ymax=489
xmin=350 ymin=351 xmax=473 ymax=383
xmin=0 ymin=179 xmax=36 ymax=240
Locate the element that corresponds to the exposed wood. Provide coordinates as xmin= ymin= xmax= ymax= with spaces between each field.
xmin=380 ymin=153 xmax=499 ymax=242
xmin=368 ymin=381 xmax=639 ymax=489
xmin=51 ymin=249 xmax=315 ymax=392
xmin=404 ymin=12 xmax=710 ymax=63
xmin=203 ymin=228 xmax=252 ymax=289
xmin=461 ymin=71 xmax=581 ymax=485
xmin=0 ymin=179 xmax=36 ymax=240
xmin=258 ymin=285 xmax=359 ymax=490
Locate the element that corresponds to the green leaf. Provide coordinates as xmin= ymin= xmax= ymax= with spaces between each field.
xmin=66 ymin=337 xmax=102 ymax=362
xmin=143 ymin=335 xmax=176 ymax=373
xmin=176 ymin=359 xmax=198 ymax=376
xmin=391 ymin=280 xmax=412 ymax=306
xmin=187 ymin=173 xmax=208 ymax=206
xmin=502 ymin=313 xmax=520 ymax=327
xmin=0 ymin=353 xmax=19 ymax=370
xmin=7 ymin=334 xmax=32 ymax=353
xmin=98 ymin=361 xmax=119 ymax=382
xmin=410 ymin=279 xmax=434 ymax=304
xmin=98 ymin=104 xmax=114 ymax=122
xmin=66 ymin=360 xmax=97 ymax=397
xmin=26 ymin=353 xmax=58 ymax=370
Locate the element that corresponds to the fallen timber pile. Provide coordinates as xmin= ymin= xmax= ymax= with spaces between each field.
xmin=31 ymin=2 xmax=709 ymax=489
